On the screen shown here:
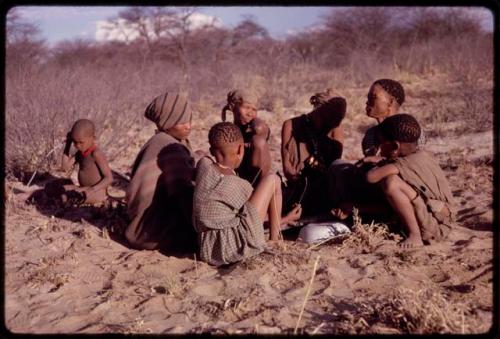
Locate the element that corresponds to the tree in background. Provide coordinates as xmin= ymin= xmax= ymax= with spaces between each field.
xmin=4 ymin=7 xmax=493 ymax=178
xmin=104 ymin=6 xmax=221 ymax=91
xmin=6 ymin=8 xmax=46 ymax=67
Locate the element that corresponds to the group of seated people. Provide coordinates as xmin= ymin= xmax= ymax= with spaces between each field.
xmin=49 ymin=78 xmax=457 ymax=266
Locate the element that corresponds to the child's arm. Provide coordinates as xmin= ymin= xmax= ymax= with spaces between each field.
xmin=366 ymin=163 xmax=399 ymax=184
xmin=326 ymin=125 xmax=344 ymax=160
xmin=87 ymin=149 xmax=113 ymax=193
xmin=361 ymin=155 xmax=385 ymax=165
xmin=327 ymin=124 xmax=344 ymax=142
xmin=281 ymin=119 xmax=300 ymax=181
xmin=61 ymin=132 xmax=76 ymax=171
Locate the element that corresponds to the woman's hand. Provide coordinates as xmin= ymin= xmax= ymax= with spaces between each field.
xmin=331 ymin=202 xmax=353 ymax=220
xmin=283 ymin=203 xmax=302 ymax=224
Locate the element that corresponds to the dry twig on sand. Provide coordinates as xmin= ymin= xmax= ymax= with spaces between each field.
xmin=308 ymin=234 xmax=349 ymax=250
xmin=294 ymin=255 xmax=320 ymax=334
xmin=193 ymin=253 xmax=199 ymax=279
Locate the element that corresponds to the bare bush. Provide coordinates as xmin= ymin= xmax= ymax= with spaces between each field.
xmin=5 ymin=6 xmax=493 ymax=179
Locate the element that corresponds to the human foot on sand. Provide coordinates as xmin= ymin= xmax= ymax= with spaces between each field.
xmin=398 ymin=235 xmax=424 ymax=249
xmin=264 ymin=240 xmax=285 ymax=254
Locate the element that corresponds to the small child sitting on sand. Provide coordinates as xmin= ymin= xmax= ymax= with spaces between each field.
xmin=51 ymin=119 xmax=113 ymax=205
xmin=193 ymin=122 xmax=302 ymax=266
xmin=365 ymin=114 xmax=456 ymax=248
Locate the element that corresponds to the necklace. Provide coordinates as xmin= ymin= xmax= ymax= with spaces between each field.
xmin=82 ymin=144 xmax=97 ymax=157
xmin=216 ymin=162 xmax=236 ymax=175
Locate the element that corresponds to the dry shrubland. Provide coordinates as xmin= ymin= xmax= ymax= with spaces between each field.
xmin=5 ymin=7 xmax=493 ymax=178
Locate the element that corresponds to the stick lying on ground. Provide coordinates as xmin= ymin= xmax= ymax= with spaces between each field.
xmin=294 ymin=255 xmax=320 ymax=334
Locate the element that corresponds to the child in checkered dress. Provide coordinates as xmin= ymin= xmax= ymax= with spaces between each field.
xmin=193 ymin=122 xmax=302 ymax=266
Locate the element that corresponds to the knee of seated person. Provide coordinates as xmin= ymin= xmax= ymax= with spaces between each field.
xmin=380 ymin=174 xmax=400 ymax=193
xmin=251 ymin=135 xmax=267 ymax=150
xmin=262 ymin=173 xmax=280 ymax=185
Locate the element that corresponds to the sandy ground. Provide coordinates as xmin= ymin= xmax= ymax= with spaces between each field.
xmin=4 ymin=111 xmax=495 ymax=334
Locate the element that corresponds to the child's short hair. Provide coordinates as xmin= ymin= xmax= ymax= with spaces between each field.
xmin=373 ymin=79 xmax=405 ymax=106
xmin=378 ymin=113 xmax=421 ymax=143
xmin=72 ymin=119 xmax=95 ymax=136
xmin=209 ymin=122 xmax=243 ymax=148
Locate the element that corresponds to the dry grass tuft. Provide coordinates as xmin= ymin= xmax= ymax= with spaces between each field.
xmin=27 ymin=268 xmax=70 ymax=291
xmin=72 ymin=228 xmax=91 ymax=240
xmin=338 ymin=208 xmax=392 ymax=253
xmin=163 ymin=276 xmax=183 ymax=296
xmin=325 ymin=285 xmax=482 ymax=334
xmin=122 ymin=317 xmax=152 ymax=334
xmin=375 ymin=288 xmax=474 ymax=333
xmin=387 ymin=288 xmax=472 ymax=333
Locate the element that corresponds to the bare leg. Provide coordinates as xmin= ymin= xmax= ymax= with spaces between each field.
xmin=381 ymin=175 xmax=423 ymax=249
xmin=83 ymin=188 xmax=107 ymax=205
xmin=248 ymin=174 xmax=301 ymax=241
xmin=248 ymin=174 xmax=281 ymax=240
xmin=249 ymin=135 xmax=271 ymax=182
xmin=62 ymin=184 xmax=106 ymax=205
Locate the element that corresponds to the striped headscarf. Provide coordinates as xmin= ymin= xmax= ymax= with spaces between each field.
xmin=145 ymin=92 xmax=192 ymax=131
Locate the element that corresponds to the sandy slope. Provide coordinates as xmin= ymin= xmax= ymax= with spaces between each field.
xmin=4 ymin=120 xmax=494 ymax=334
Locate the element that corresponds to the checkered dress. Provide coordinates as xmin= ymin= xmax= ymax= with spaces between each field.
xmin=193 ymin=157 xmax=265 ymax=266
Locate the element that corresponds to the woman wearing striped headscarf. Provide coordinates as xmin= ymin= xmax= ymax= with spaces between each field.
xmin=125 ymin=92 xmax=197 ymax=252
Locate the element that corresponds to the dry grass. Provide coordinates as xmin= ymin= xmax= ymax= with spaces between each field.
xmin=27 ymin=268 xmax=70 ymax=290
xmin=122 ymin=317 xmax=152 ymax=334
xmin=161 ymin=276 xmax=183 ymax=297
xmin=337 ymin=208 xmax=393 ymax=253
xmin=331 ymin=286 xmax=480 ymax=334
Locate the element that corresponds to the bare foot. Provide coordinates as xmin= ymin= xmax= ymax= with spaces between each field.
xmin=267 ymin=239 xmax=281 ymax=246
xmin=263 ymin=241 xmax=283 ymax=255
xmin=398 ymin=235 xmax=424 ymax=249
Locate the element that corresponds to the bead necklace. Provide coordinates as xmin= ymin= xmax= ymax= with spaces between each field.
xmin=216 ymin=162 xmax=236 ymax=175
